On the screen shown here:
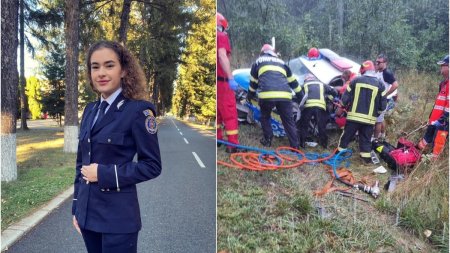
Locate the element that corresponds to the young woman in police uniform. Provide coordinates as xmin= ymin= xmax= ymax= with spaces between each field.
xmin=72 ymin=41 xmax=162 ymax=253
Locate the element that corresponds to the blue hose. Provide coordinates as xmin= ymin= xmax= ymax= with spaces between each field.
xmin=217 ymin=140 xmax=353 ymax=180
xmin=217 ymin=139 xmax=275 ymax=154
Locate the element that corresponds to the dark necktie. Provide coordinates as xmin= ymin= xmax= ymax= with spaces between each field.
xmin=93 ymin=101 xmax=109 ymax=128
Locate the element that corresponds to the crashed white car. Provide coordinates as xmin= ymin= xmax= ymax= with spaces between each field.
xmin=233 ymin=48 xmax=360 ymax=137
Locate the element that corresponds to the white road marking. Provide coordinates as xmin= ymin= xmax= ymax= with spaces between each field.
xmin=170 ymin=118 xmax=179 ymax=130
xmin=179 ymin=132 xmax=183 ymax=135
xmin=192 ymin=152 xmax=205 ymax=168
xmin=184 ymin=138 xmax=189 ymax=144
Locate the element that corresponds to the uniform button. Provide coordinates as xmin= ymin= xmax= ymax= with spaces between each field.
xmin=88 ymin=138 xmax=90 ymax=143
xmin=88 ymin=152 xmax=91 ymax=156
xmin=108 ymin=138 xmax=111 ymax=143
xmin=106 ymin=189 xmax=110 ymax=191
xmin=101 ymin=189 xmax=105 ymax=191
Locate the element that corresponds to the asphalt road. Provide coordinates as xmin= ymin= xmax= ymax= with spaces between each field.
xmin=6 ymin=117 xmax=216 ymax=253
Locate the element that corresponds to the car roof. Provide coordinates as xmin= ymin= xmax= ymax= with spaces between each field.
xmin=232 ymin=49 xmax=360 ymax=90
xmin=289 ymin=49 xmax=360 ymax=85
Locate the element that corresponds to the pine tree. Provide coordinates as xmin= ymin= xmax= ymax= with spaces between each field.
xmin=25 ymin=76 xmax=43 ymax=119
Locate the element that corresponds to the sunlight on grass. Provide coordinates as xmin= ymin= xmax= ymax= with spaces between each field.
xmin=1 ymin=129 xmax=76 ymax=231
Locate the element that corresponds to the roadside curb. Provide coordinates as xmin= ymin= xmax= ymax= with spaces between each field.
xmin=1 ymin=185 xmax=74 ymax=252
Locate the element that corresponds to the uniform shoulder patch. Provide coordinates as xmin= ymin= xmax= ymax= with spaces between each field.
xmin=143 ymin=109 xmax=154 ymax=117
xmin=143 ymin=109 xmax=157 ymax=134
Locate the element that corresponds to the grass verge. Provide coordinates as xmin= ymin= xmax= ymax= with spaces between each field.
xmin=217 ymin=70 xmax=447 ymax=252
xmin=1 ymin=129 xmax=76 ymax=230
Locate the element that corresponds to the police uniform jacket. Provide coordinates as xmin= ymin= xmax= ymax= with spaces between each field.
xmin=249 ymin=54 xmax=301 ymax=101
xmin=72 ymin=92 xmax=162 ymax=234
xmin=342 ymin=74 xmax=387 ymax=125
xmin=301 ymin=80 xmax=337 ymax=110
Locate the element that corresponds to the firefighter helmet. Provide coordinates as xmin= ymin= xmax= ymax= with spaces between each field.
xmin=260 ymin=44 xmax=277 ymax=57
xmin=216 ymin=12 xmax=228 ymax=30
xmin=360 ymin=60 xmax=375 ymax=74
xmin=307 ymin=47 xmax=320 ymax=58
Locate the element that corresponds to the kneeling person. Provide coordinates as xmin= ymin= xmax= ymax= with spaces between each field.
xmin=298 ymin=74 xmax=337 ymax=148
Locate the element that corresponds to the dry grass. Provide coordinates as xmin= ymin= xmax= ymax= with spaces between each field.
xmin=217 ymin=71 xmax=447 ymax=252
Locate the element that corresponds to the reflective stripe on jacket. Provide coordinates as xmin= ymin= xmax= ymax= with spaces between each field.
xmin=342 ymin=75 xmax=386 ymax=125
xmin=249 ymin=54 xmax=300 ymax=101
xmin=429 ymin=80 xmax=449 ymax=124
xmin=303 ymin=81 xmax=337 ymax=110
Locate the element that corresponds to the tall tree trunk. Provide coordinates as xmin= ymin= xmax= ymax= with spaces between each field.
xmin=152 ymin=71 xmax=159 ymax=114
xmin=118 ymin=0 xmax=132 ymax=45
xmin=337 ymin=0 xmax=344 ymax=52
xmin=1 ymin=0 xmax=19 ymax=181
xmin=64 ymin=0 xmax=80 ymax=153
xmin=19 ymin=0 xmax=29 ymax=130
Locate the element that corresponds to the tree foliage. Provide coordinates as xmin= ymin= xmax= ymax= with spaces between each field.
xmin=25 ymin=76 xmax=42 ymax=119
xmin=172 ymin=0 xmax=216 ymax=123
xmin=26 ymin=0 xmax=199 ymax=118
xmin=218 ymin=0 xmax=449 ymax=72
xmin=40 ymin=45 xmax=65 ymax=126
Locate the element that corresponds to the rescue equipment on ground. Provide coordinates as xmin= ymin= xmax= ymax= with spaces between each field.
xmin=217 ymin=140 xmax=381 ymax=198
xmin=372 ymin=137 xmax=421 ymax=170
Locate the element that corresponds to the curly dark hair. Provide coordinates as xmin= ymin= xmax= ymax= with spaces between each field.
xmin=86 ymin=41 xmax=148 ymax=100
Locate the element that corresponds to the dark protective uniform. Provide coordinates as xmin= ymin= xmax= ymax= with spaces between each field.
xmin=73 ymin=92 xmax=162 ymax=252
xmin=298 ymin=80 xmax=337 ymax=148
xmin=249 ymin=53 xmax=301 ymax=147
xmin=337 ymin=74 xmax=386 ymax=159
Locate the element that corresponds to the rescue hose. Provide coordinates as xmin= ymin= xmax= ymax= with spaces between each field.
xmin=218 ymin=140 xmax=380 ymax=198
xmin=217 ymin=139 xmax=348 ymax=171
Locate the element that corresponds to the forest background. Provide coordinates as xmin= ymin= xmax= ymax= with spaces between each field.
xmin=10 ymin=0 xmax=215 ymax=126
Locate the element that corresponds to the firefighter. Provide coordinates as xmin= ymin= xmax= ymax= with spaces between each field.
xmin=248 ymin=44 xmax=301 ymax=149
xmin=297 ymin=74 xmax=337 ymax=148
xmin=216 ymin=12 xmax=240 ymax=153
xmin=417 ymin=55 xmax=449 ymax=158
xmin=336 ymin=60 xmax=387 ymax=164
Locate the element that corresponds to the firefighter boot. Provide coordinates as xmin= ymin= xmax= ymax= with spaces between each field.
xmin=260 ymin=137 xmax=272 ymax=147
xmin=360 ymin=156 xmax=372 ymax=165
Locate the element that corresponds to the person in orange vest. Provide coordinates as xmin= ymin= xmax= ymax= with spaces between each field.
xmin=216 ymin=12 xmax=240 ymax=153
xmin=417 ymin=55 xmax=449 ymax=158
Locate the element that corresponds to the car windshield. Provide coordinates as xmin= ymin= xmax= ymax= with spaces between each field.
xmin=288 ymin=57 xmax=310 ymax=85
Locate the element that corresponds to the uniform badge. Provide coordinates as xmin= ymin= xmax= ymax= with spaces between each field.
xmin=143 ymin=109 xmax=157 ymax=134
xmin=117 ymin=100 xmax=125 ymax=109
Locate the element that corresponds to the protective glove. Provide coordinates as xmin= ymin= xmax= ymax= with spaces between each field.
xmin=431 ymin=120 xmax=442 ymax=127
xmin=228 ymin=79 xmax=239 ymax=91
